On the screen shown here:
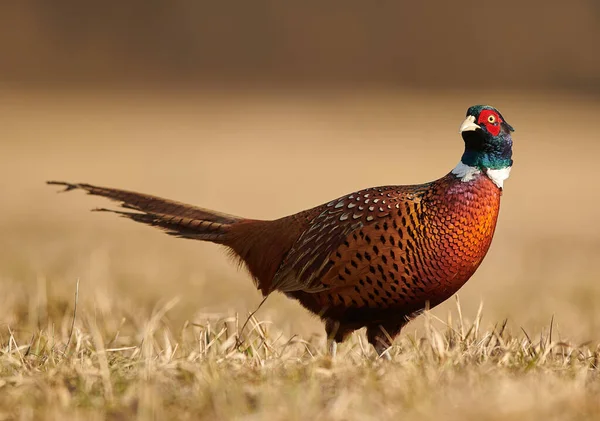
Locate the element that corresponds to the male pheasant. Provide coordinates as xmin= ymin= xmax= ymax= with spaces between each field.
xmin=48 ymin=105 xmax=514 ymax=357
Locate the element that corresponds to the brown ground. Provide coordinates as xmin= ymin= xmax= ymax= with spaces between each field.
xmin=1 ymin=89 xmax=600 ymax=420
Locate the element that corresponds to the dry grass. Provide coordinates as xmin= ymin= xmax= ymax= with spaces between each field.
xmin=1 ymin=295 xmax=599 ymax=421
xmin=1 ymin=89 xmax=600 ymax=420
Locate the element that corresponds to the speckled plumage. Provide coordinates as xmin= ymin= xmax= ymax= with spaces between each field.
xmin=48 ymin=105 xmax=514 ymax=357
xmin=277 ymin=172 xmax=501 ymax=351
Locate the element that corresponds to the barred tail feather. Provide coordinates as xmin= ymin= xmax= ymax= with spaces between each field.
xmin=47 ymin=180 xmax=304 ymax=296
xmin=92 ymin=207 xmax=230 ymax=241
xmin=47 ymin=181 xmax=242 ymax=243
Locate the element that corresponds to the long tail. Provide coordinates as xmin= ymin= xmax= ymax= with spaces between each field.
xmin=47 ymin=181 xmax=301 ymax=294
xmin=46 ymin=181 xmax=242 ymax=242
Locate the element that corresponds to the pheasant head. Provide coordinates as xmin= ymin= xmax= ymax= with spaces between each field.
xmin=454 ymin=105 xmax=514 ymax=188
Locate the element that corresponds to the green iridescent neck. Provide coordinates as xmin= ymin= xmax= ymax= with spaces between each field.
xmin=461 ymin=132 xmax=513 ymax=170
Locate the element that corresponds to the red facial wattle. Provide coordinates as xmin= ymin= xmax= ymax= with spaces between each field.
xmin=477 ymin=110 xmax=503 ymax=137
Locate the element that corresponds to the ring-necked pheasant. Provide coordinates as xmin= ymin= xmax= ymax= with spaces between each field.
xmin=48 ymin=105 xmax=514 ymax=357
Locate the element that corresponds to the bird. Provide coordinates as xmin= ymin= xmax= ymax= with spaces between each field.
xmin=48 ymin=104 xmax=514 ymax=358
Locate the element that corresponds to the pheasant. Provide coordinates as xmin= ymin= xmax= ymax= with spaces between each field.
xmin=48 ymin=105 xmax=514 ymax=357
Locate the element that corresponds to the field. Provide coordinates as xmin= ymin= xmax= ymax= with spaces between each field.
xmin=1 ymin=89 xmax=600 ymax=420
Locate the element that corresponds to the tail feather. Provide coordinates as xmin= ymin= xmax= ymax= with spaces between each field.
xmin=93 ymin=207 xmax=229 ymax=241
xmin=47 ymin=181 xmax=240 ymax=225
xmin=48 ymin=181 xmax=241 ymax=243
xmin=47 ymin=180 xmax=309 ymax=296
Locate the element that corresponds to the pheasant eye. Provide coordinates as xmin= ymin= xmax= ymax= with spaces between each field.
xmin=487 ymin=115 xmax=497 ymax=124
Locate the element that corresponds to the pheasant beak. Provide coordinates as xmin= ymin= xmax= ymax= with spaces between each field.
xmin=459 ymin=115 xmax=481 ymax=133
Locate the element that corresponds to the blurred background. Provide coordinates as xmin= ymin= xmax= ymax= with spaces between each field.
xmin=1 ymin=1 xmax=599 ymax=344
xmin=1 ymin=1 xmax=599 ymax=91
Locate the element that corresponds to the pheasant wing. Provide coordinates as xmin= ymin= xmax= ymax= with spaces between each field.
xmin=272 ymin=186 xmax=423 ymax=293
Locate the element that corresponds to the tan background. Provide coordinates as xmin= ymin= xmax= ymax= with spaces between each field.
xmin=1 ymin=1 xmax=599 ymax=91
xmin=1 ymin=2 xmax=599 ymax=344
